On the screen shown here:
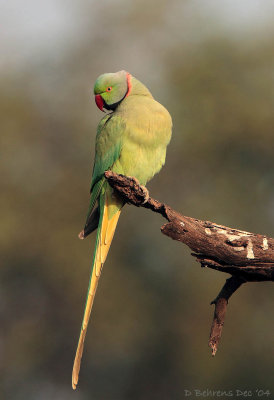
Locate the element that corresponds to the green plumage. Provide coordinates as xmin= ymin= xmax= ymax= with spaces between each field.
xmin=72 ymin=70 xmax=172 ymax=389
xmin=86 ymin=73 xmax=172 ymax=225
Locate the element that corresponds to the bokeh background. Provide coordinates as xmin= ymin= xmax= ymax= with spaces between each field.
xmin=1 ymin=1 xmax=274 ymax=399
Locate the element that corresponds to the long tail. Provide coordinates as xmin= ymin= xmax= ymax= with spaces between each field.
xmin=72 ymin=192 xmax=121 ymax=390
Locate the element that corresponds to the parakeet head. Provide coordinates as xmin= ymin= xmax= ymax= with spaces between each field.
xmin=93 ymin=70 xmax=132 ymax=112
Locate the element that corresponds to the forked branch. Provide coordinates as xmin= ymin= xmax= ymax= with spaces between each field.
xmin=105 ymin=171 xmax=274 ymax=354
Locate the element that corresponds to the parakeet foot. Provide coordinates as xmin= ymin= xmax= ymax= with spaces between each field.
xmin=125 ymin=175 xmax=150 ymax=204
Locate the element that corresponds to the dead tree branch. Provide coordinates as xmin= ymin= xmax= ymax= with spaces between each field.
xmin=105 ymin=171 xmax=274 ymax=355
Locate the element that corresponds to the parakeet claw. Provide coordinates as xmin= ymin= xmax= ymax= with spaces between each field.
xmin=139 ymin=184 xmax=150 ymax=204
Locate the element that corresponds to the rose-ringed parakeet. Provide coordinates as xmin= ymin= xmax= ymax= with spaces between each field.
xmin=72 ymin=70 xmax=172 ymax=389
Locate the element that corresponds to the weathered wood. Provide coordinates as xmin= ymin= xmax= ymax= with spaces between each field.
xmin=209 ymin=276 xmax=245 ymax=356
xmin=104 ymin=171 xmax=274 ymax=354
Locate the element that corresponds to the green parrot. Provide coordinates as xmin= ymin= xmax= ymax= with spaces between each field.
xmin=72 ymin=70 xmax=172 ymax=389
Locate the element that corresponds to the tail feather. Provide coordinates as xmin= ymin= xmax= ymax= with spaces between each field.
xmin=72 ymin=194 xmax=121 ymax=390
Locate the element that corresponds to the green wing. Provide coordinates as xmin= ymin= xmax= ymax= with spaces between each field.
xmin=84 ymin=113 xmax=125 ymax=228
xmin=90 ymin=115 xmax=125 ymax=189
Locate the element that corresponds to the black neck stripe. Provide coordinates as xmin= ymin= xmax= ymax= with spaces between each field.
xmin=104 ymin=81 xmax=129 ymax=111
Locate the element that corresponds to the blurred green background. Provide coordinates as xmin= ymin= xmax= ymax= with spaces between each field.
xmin=1 ymin=1 xmax=273 ymax=399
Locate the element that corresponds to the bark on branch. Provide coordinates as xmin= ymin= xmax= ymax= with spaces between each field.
xmin=105 ymin=171 xmax=274 ymax=354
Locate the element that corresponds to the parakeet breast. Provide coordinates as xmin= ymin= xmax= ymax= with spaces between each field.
xmin=111 ymin=95 xmax=172 ymax=185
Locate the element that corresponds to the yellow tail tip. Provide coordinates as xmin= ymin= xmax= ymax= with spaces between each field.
xmin=72 ymin=377 xmax=78 ymax=390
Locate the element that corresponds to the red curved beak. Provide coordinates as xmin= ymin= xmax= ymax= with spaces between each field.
xmin=95 ymin=94 xmax=104 ymax=111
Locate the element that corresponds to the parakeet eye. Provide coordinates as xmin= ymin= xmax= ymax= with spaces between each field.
xmin=106 ymin=86 xmax=112 ymax=92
